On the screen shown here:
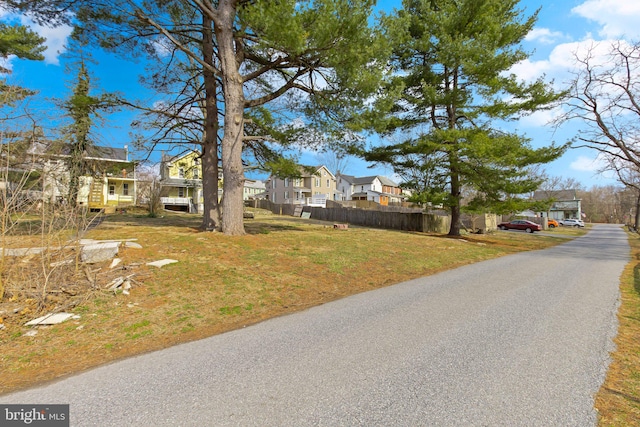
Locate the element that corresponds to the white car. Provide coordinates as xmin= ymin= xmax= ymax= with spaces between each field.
xmin=560 ymin=218 xmax=585 ymax=227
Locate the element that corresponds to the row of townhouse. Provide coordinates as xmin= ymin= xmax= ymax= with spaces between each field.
xmin=264 ymin=165 xmax=406 ymax=206
xmin=5 ymin=145 xmax=404 ymax=213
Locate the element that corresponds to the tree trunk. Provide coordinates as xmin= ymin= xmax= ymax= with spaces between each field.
xmin=216 ymin=0 xmax=246 ymax=235
xmin=634 ymin=191 xmax=640 ymax=232
xmin=201 ymin=140 xmax=220 ymax=230
xmin=200 ymin=13 xmax=221 ymax=231
xmin=449 ymin=169 xmax=461 ymax=236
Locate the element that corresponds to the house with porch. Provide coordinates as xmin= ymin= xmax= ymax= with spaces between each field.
xmin=39 ymin=145 xmax=137 ymax=210
xmin=159 ymin=151 xmax=208 ymax=213
xmin=159 ymin=150 xmax=265 ymax=212
xmin=532 ymin=189 xmax=583 ymax=220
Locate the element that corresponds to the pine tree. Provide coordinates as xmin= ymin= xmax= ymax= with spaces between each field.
xmin=63 ymin=61 xmax=118 ymax=206
xmin=360 ymin=0 xmax=566 ymax=235
xmin=72 ymin=0 xmax=384 ymax=235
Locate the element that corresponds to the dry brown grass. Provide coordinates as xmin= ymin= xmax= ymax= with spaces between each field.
xmin=0 ymin=210 xmax=584 ymax=395
xmin=596 ymin=231 xmax=640 ymax=425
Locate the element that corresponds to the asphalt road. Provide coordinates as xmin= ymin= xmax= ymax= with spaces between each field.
xmin=0 ymin=224 xmax=629 ymax=426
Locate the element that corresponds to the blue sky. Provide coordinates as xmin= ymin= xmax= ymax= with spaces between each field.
xmin=3 ymin=0 xmax=640 ymax=188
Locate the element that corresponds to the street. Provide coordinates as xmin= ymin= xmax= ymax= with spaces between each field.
xmin=0 ymin=224 xmax=628 ymax=426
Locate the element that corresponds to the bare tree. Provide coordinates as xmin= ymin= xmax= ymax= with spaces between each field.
xmin=563 ymin=41 xmax=640 ymax=173
xmin=315 ymin=151 xmax=350 ymax=176
xmin=136 ymin=164 xmax=163 ymax=217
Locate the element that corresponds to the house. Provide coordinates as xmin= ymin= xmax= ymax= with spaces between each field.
xmin=532 ymin=189 xmax=583 ymax=220
xmin=159 ymin=150 xmax=266 ymax=212
xmin=244 ymin=179 xmax=266 ymax=200
xmin=80 ymin=146 xmax=137 ymax=209
xmin=265 ymin=165 xmax=336 ymax=206
xmin=336 ymin=173 xmax=405 ymax=206
xmin=159 ymin=151 xmax=207 ymax=213
xmin=5 ymin=143 xmax=137 ymax=210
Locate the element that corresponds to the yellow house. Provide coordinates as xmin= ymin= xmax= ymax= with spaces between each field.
xmin=38 ymin=145 xmax=137 ymax=210
xmin=160 ymin=151 xmax=211 ymax=213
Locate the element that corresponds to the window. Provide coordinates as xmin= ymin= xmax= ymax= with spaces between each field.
xmin=284 ymin=178 xmax=289 ymax=187
xmin=284 ymin=191 xmax=289 ymax=200
xmin=193 ymin=168 xmax=199 ymax=179
xmin=178 ymin=167 xmax=184 ymax=178
xmin=361 ymin=186 xmax=364 ymax=192
xmin=178 ymin=187 xmax=185 ymax=198
xmin=315 ymin=178 xmax=320 ymax=187
xmin=109 ymin=185 xmax=115 ymax=196
xmin=326 ymin=179 xmax=330 ymax=187
xmin=123 ymin=183 xmax=129 ymax=196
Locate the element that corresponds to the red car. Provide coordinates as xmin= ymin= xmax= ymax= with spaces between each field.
xmin=497 ymin=220 xmax=541 ymax=233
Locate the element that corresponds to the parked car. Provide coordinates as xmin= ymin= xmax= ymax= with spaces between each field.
xmin=497 ymin=220 xmax=542 ymax=233
xmin=547 ymin=219 xmax=559 ymax=228
xmin=559 ymin=218 xmax=585 ymax=227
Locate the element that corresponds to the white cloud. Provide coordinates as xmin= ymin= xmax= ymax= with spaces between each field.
xmin=519 ymin=107 xmax=559 ymax=128
xmin=20 ymin=16 xmax=73 ymax=65
xmin=0 ymin=11 xmax=72 ymax=67
xmin=572 ymin=0 xmax=640 ymax=39
xmin=509 ymin=58 xmax=552 ymax=82
xmin=570 ymin=155 xmax=606 ymax=172
xmin=526 ymin=28 xmax=566 ymax=45
xmin=510 ymin=38 xmax=633 ymax=90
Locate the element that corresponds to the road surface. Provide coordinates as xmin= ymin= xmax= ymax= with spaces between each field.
xmin=0 ymin=224 xmax=629 ymax=426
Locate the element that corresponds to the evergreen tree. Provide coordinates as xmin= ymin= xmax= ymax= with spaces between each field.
xmin=72 ymin=0 xmax=384 ymax=235
xmin=63 ymin=61 xmax=118 ymax=206
xmin=359 ymin=0 xmax=566 ymax=235
xmin=0 ymin=0 xmax=74 ymax=103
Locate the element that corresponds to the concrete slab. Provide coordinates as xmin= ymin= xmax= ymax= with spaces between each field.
xmin=124 ymin=242 xmax=143 ymax=249
xmin=81 ymin=242 xmax=120 ymax=264
xmin=25 ymin=313 xmax=75 ymax=326
xmin=146 ymin=259 xmax=178 ymax=268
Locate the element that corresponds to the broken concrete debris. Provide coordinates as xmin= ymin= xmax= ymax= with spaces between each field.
xmin=3 ymin=238 xmax=142 ymax=265
xmin=146 ymin=259 xmax=178 ymax=268
xmin=25 ymin=312 xmax=77 ymax=326
xmin=81 ymin=242 xmax=120 ymax=264
xmin=109 ymin=258 xmax=122 ymax=269
xmin=105 ymin=274 xmax=136 ymax=294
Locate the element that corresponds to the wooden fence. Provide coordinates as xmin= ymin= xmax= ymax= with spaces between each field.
xmin=253 ymin=199 xmax=453 ymax=233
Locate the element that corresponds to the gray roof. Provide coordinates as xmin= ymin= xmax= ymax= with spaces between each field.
xmin=84 ymin=146 xmax=129 ymax=162
xmin=337 ymin=174 xmax=356 ymax=183
xmin=30 ymin=142 xmax=131 ymax=163
xmin=352 ymin=175 xmax=399 ymax=187
xmin=533 ymin=189 xmax=579 ymax=201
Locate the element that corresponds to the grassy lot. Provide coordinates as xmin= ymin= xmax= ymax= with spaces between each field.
xmin=0 ymin=210 xmax=634 ymax=424
xmin=595 ymin=231 xmax=640 ymax=425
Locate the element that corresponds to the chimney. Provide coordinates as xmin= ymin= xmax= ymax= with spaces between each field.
xmin=124 ymin=145 xmax=129 ymax=162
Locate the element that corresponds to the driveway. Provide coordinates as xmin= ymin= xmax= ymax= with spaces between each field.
xmin=0 ymin=224 xmax=628 ymax=426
